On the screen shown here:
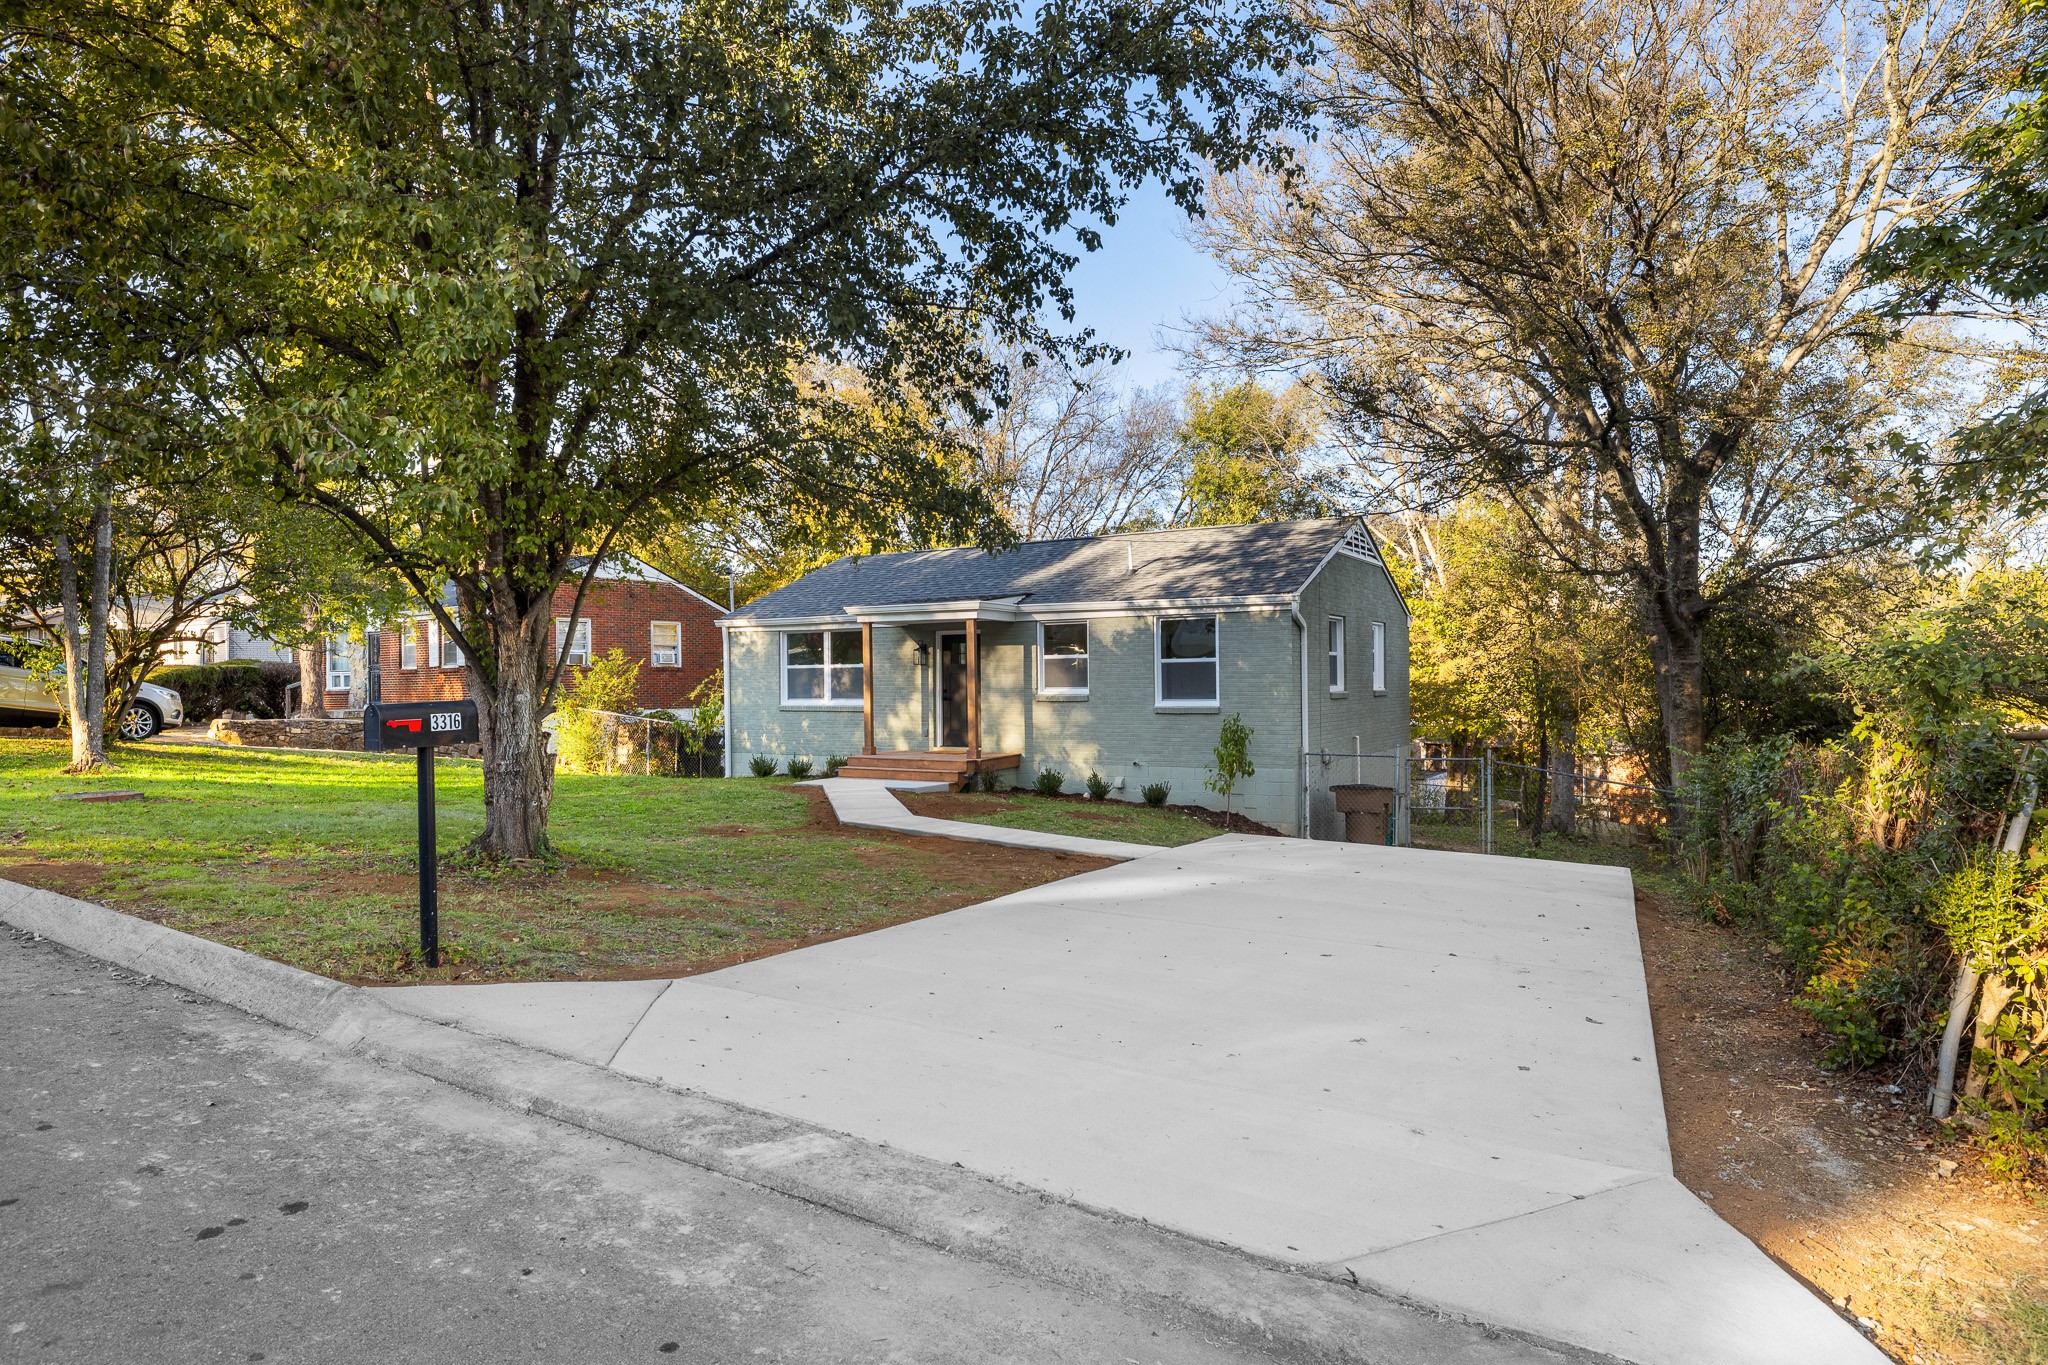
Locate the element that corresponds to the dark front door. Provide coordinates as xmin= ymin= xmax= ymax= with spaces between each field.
xmin=937 ymin=633 xmax=968 ymax=748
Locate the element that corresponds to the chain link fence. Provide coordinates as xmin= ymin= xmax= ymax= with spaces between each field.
xmin=1305 ymin=749 xmax=1685 ymax=854
xmin=546 ymin=707 xmax=724 ymax=777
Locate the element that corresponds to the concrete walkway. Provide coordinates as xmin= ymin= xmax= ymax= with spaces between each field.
xmin=377 ymin=835 xmax=1885 ymax=1365
xmin=807 ymin=775 xmax=1164 ymax=860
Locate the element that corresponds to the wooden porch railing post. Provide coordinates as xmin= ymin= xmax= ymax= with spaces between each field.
xmin=965 ymin=618 xmax=981 ymax=761
xmin=860 ymin=621 xmax=875 ymax=755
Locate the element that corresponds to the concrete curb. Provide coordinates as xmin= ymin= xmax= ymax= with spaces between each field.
xmin=0 ymin=877 xmax=1612 ymax=1365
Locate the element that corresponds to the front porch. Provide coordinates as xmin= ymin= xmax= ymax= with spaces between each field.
xmin=842 ymin=610 xmax=1021 ymax=790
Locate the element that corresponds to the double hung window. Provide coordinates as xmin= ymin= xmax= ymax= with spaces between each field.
xmin=440 ymin=625 xmax=462 ymax=669
xmin=555 ymin=617 xmax=591 ymax=668
xmin=650 ymin=621 xmax=682 ymax=667
xmin=783 ymin=629 xmax=863 ymax=705
xmin=1328 ymin=616 xmax=1346 ymax=692
xmin=325 ymin=637 xmax=352 ymax=692
xmin=399 ymin=623 xmax=418 ymax=670
xmin=1156 ymin=616 xmax=1218 ymax=705
xmin=1039 ymin=622 xmax=1089 ymax=695
xmin=1372 ymin=621 xmax=1387 ymax=693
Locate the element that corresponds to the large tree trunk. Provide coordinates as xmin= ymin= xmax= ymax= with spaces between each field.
xmin=1544 ymin=708 xmax=1578 ymax=838
xmin=55 ymin=496 xmax=114 ymax=773
xmin=53 ymin=516 xmax=111 ymax=774
xmin=470 ymin=609 xmax=555 ymax=860
xmin=296 ymin=640 xmax=326 ymax=718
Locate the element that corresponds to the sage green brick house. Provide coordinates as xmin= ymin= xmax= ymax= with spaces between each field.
xmin=716 ymin=517 xmax=1410 ymax=836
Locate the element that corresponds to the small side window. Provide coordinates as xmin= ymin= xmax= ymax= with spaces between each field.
xmin=1327 ymin=616 xmax=1346 ymax=693
xmin=1372 ymin=621 xmax=1387 ymax=693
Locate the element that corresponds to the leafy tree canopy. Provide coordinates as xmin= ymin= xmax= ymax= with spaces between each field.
xmin=3 ymin=0 xmax=1310 ymax=855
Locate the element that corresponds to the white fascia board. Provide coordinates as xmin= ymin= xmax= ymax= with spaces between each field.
xmin=715 ymin=612 xmax=855 ymax=632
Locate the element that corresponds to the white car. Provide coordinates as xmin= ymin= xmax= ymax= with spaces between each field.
xmin=0 ymin=640 xmax=184 ymax=740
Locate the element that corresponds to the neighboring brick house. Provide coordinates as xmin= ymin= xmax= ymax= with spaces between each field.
xmin=322 ymin=556 xmax=724 ymax=713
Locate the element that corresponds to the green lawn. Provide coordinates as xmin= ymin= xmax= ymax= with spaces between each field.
xmin=898 ymin=789 xmax=1223 ymax=847
xmin=0 ymin=739 xmax=1101 ymax=984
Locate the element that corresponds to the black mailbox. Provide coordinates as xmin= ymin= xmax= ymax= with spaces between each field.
xmin=363 ymin=700 xmax=479 ymax=752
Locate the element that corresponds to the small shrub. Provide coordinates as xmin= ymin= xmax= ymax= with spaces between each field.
xmin=1205 ymin=713 xmax=1256 ymax=825
xmin=786 ymin=757 xmax=815 ymax=781
xmin=1034 ymin=767 xmax=1065 ymax=796
xmin=1085 ymin=770 xmax=1110 ymax=801
xmin=749 ymin=755 xmax=778 ymax=777
xmin=1142 ymin=781 xmax=1171 ymax=807
xmin=824 ymin=754 xmax=849 ymax=777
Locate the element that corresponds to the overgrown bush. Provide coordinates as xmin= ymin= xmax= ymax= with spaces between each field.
xmin=1142 ymin=781 xmax=1171 ymax=807
xmin=786 ymin=757 xmax=815 ymax=781
xmin=1680 ymin=570 xmax=2048 ymax=1174
xmin=554 ymin=650 xmax=641 ymax=774
xmin=151 ymin=659 xmax=297 ymax=720
xmin=749 ymin=755 xmax=778 ymax=777
xmin=1085 ymin=770 xmax=1111 ymax=801
xmin=1035 ymin=767 xmax=1064 ymax=796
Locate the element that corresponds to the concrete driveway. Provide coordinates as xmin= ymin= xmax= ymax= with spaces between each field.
xmin=384 ymin=834 xmax=1885 ymax=1365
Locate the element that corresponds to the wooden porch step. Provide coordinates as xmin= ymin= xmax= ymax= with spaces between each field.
xmin=837 ymin=752 xmax=1022 ymax=790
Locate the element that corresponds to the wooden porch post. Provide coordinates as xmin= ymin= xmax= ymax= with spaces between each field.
xmin=965 ymin=618 xmax=981 ymax=760
xmin=860 ymin=621 xmax=875 ymax=755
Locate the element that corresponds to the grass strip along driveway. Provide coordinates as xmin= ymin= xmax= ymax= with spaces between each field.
xmin=897 ymin=790 xmax=1240 ymax=846
xmin=0 ymin=740 xmax=1136 ymax=985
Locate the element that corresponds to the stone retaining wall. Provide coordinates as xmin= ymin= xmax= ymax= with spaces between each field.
xmin=206 ymin=716 xmax=483 ymax=759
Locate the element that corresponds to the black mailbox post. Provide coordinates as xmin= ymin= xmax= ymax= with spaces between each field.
xmin=364 ymin=700 xmax=480 ymax=967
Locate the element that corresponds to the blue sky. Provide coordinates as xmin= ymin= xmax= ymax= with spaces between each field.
xmin=1056 ymin=183 xmax=1242 ymax=393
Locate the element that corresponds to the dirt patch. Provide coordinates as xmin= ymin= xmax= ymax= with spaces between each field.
xmin=1 ymin=860 xmax=110 ymax=900
xmin=1640 ymin=890 xmax=2048 ymax=1364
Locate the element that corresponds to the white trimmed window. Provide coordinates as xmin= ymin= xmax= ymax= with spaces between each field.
xmin=1038 ymin=622 xmax=1089 ymax=695
xmin=1328 ymin=616 xmax=1346 ymax=693
xmin=782 ymin=629 xmax=863 ymax=705
xmin=1372 ymin=621 xmax=1387 ymax=693
xmin=399 ymin=622 xmax=418 ymax=670
xmin=555 ymin=616 xmax=591 ymax=668
xmin=1155 ymin=616 xmax=1218 ymax=706
xmin=325 ymin=637 xmax=352 ymax=692
xmin=439 ymin=624 xmax=462 ymax=669
xmin=650 ymin=621 xmax=682 ymax=667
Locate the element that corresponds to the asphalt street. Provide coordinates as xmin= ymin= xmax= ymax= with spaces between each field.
xmin=0 ymin=928 xmax=1283 ymax=1365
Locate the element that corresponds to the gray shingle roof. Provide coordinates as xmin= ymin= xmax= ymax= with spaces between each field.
xmin=726 ymin=518 xmax=1362 ymax=622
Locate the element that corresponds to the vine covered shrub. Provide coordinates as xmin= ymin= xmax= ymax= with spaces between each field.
xmin=554 ymin=650 xmax=641 ymax=774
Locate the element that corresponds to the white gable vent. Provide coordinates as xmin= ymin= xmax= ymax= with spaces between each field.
xmin=1336 ymin=522 xmax=1381 ymax=563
